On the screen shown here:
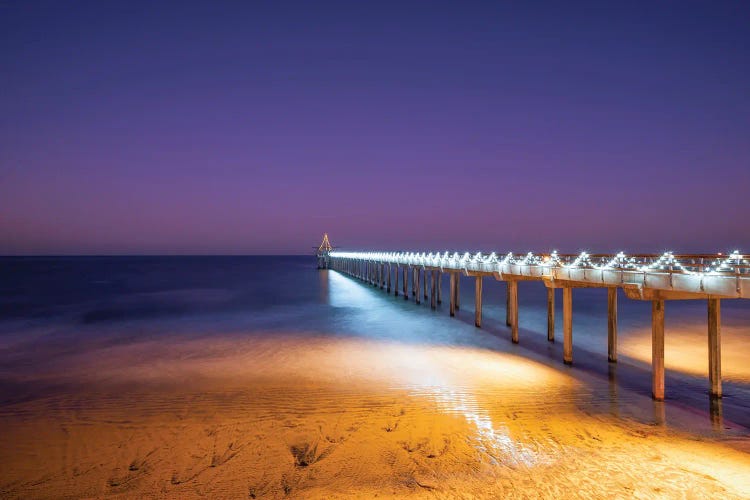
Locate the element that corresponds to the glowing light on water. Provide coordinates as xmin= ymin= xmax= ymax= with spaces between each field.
xmin=408 ymin=384 xmax=549 ymax=468
xmin=327 ymin=269 xmax=374 ymax=307
xmin=376 ymin=346 xmax=572 ymax=469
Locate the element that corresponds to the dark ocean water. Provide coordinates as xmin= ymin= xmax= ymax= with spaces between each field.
xmin=1 ymin=255 xmax=750 ymax=431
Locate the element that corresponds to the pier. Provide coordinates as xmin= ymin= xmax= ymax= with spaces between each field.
xmin=322 ymin=243 xmax=749 ymax=401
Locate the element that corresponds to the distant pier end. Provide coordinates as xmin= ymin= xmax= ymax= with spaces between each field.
xmin=316 ymin=233 xmax=333 ymax=269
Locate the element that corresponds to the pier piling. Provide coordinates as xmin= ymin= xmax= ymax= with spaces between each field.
xmin=547 ymin=287 xmax=555 ymax=342
xmin=509 ymin=280 xmax=518 ymax=343
xmin=437 ymin=271 xmax=442 ymax=304
xmin=563 ymin=287 xmax=573 ymax=364
xmin=416 ymin=269 xmax=421 ymax=305
xmin=430 ymin=270 xmax=437 ymax=309
xmin=652 ymin=299 xmax=665 ymax=401
xmin=474 ymin=276 xmax=482 ymax=327
xmin=708 ymin=298 xmax=722 ymax=398
xmin=506 ymin=283 xmax=511 ymax=326
xmin=455 ymin=275 xmax=460 ymax=310
xmin=608 ymin=288 xmax=618 ymax=362
xmin=449 ymin=273 xmax=457 ymax=317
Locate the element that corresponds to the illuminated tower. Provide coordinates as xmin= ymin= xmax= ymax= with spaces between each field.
xmin=316 ymin=233 xmax=333 ymax=269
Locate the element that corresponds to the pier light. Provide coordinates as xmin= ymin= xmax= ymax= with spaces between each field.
xmin=329 ymin=248 xmax=746 ymax=280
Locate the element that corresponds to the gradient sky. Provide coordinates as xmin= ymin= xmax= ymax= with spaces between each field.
xmin=2 ymin=1 xmax=749 ymax=254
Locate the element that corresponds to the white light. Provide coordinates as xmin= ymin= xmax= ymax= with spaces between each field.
xmin=328 ymin=248 xmax=746 ymax=280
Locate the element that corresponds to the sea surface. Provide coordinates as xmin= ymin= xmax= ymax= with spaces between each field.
xmin=2 ymin=255 xmax=750 ymax=422
xmin=2 ymin=256 xmax=750 ymax=498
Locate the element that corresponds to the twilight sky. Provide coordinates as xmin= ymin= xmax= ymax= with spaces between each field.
xmin=1 ymin=1 xmax=749 ymax=255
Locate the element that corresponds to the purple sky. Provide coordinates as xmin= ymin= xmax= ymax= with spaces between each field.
xmin=2 ymin=1 xmax=749 ymax=255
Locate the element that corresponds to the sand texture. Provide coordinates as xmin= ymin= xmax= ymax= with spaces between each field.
xmin=2 ymin=334 xmax=750 ymax=499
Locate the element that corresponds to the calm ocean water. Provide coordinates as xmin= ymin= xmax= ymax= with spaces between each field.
xmin=2 ymin=255 xmax=750 ymax=430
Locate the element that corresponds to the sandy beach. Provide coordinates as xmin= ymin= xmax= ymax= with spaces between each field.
xmin=2 ymin=332 xmax=750 ymax=499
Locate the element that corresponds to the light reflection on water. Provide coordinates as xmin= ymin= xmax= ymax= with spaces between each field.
xmin=407 ymin=384 xmax=548 ymax=467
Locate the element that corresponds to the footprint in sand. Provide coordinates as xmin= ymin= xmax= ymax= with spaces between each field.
xmin=383 ymin=420 xmax=399 ymax=432
xmin=290 ymin=440 xmax=333 ymax=468
xmin=210 ymin=441 xmax=242 ymax=467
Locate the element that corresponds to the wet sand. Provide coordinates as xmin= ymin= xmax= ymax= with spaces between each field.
xmin=2 ymin=333 xmax=750 ymax=499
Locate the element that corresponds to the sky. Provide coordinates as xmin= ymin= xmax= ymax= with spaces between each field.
xmin=1 ymin=1 xmax=749 ymax=255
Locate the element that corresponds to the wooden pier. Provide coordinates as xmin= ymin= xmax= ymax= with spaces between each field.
xmin=327 ymin=249 xmax=750 ymax=401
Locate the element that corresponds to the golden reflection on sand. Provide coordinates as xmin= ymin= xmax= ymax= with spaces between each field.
xmin=1 ymin=334 xmax=750 ymax=498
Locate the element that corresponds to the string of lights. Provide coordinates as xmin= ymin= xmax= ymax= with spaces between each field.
xmin=329 ymin=250 xmax=748 ymax=277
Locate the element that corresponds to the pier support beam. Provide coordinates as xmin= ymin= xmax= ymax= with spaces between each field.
xmin=652 ymin=299 xmax=665 ymax=401
xmin=437 ymin=271 xmax=442 ymax=304
xmin=449 ymin=273 xmax=457 ymax=317
xmin=710 ymin=398 xmax=723 ymax=431
xmin=474 ymin=276 xmax=483 ymax=327
xmin=394 ymin=265 xmax=399 ymax=296
xmin=563 ymin=287 xmax=573 ymax=364
xmin=387 ymin=264 xmax=391 ymax=293
xmin=412 ymin=268 xmax=417 ymax=297
xmin=415 ymin=269 xmax=421 ymax=305
xmin=708 ymin=298 xmax=722 ymax=398
xmin=508 ymin=280 xmax=518 ymax=343
xmin=455 ymin=275 xmax=460 ymax=310
xmin=430 ymin=271 xmax=437 ymax=310
xmin=506 ymin=283 xmax=511 ymax=326
xmin=423 ymin=270 xmax=428 ymax=301
xmin=403 ymin=267 xmax=408 ymax=299
xmin=547 ymin=287 xmax=555 ymax=342
xmin=608 ymin=288 xmax=618 ymax=362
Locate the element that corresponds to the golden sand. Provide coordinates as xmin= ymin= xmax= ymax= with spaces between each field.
xmin=1 ymin=334 xmax=750 ymax=499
